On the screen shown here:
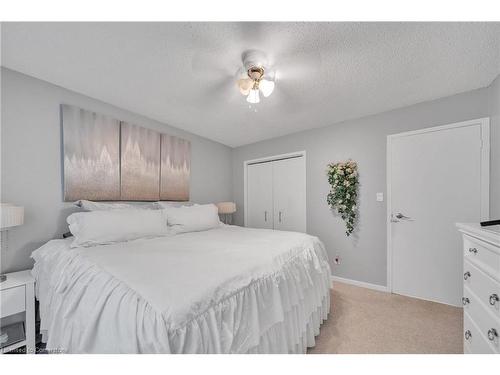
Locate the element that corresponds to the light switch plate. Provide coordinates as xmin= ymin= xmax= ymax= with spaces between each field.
xmin=376 ymin=192 xmax=384 ymax=202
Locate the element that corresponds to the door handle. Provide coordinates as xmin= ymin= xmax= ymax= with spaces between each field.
xmin=264 ymin=211 xmax=267 ymax=222
xmin=395 ymin=213 xmax=412 ymax=220
xmin=279 ymin=211 xmax=282 ymax=223
xmin=391 ymin=213 xmax=413 ymax=222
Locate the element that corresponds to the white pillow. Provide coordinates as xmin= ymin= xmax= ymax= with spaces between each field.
xmin=166 ymin=204 xmax=221 ymax=234
xmin=67 ymin=209 xmax=169 ymax=247
xmin=75 ymin=200 xmax=157 ymax=211
xmin=155 ymin=201 xmax=194 ymax=209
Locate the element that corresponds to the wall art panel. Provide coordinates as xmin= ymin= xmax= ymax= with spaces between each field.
xmin=120 ymin=122 xmax=161 ymax=201
xmin=62 ymin=105 xmax=120 ymax=201
xmin=160 ymin=134 xmax=191 ymax=201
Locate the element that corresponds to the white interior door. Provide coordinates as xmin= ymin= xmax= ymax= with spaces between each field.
xmin=389 ymin=119 xmax=489 ymax=306
xmin=246 ymin=162 xmax=273 ymax=229
xmin=273 ymin=157 xmax=306 ymax=232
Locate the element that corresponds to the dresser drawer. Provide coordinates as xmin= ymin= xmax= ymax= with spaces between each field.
xmin=464 ymin=259 xmax=500 ymax=320
xmin=463 ymin=287 xmax=500 ymax=352
xmin=464 ymin=312 xmax=497 ymax=354
xmin=463 ymin=234 xmax=500 ymax=274
xmin=0 ymin=285 xmax=25 ymax=318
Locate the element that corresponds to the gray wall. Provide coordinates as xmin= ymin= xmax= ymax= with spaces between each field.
xmin=489 ymin=75 xmax=500 ymax=219
xmin=1 ymin=68 xmax=233 ymax=273
xmin=232 ymin=85 xmax=497 ymax=287
xmin=3 ymin=66 xmax=499 ymax=286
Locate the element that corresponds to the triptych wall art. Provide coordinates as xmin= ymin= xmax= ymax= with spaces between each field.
xmin=62 ymin=104 xmax=191 ymax=201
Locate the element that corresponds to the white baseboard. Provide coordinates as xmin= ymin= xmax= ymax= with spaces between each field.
xmin=330 ymin=275 xmax=388 ymax=292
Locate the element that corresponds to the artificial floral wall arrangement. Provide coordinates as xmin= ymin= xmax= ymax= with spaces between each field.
xmin=326 ymin=160 xmax=359 ymax=236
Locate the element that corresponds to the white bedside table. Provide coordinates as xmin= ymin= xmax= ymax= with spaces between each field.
xmin=0 ymin=270 xmax=35 ymax=354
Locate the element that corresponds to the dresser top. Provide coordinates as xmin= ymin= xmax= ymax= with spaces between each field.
xmin=456 ymin=223 xmax=500 ymax=246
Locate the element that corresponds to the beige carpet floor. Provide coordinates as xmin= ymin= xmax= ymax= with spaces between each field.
xmin=308 ymin=282 xmax=463 ymax=354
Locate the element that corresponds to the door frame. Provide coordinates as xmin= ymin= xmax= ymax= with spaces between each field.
xmin=243 ymin=150 xmax=306 ymax=228
xmin=386 ymin=118 xmax=490 ymax=293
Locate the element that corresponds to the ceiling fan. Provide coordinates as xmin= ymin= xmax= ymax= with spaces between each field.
xmin=236 ymin=50 xmax=276 ymax=104
xmin=191 ymin=42 xmax=321 ymax=107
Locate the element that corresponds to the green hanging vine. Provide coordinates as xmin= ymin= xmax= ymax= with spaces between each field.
xmin=326 ymin=160 xmax=359 ymax=236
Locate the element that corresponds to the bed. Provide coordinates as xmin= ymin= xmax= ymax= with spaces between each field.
xmin=31 ymin=225 xmax=331 ymax=353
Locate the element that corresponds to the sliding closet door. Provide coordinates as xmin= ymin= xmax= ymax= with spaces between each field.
xmin=246 ymin=162 xmax=274 ymax=229
xmin=272 ymin=157 xmax=306 ymax=232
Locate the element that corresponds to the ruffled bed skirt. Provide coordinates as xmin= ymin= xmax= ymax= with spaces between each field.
xmin=32 ymin=238 xmax=331 ymax=354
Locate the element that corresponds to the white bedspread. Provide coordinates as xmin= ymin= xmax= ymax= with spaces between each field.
xmin=32 ymin=226 xmax=331 ymax=353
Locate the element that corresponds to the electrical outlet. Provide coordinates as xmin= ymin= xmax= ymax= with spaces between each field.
xmin=334 ymin=256 xmax=340 ymax=265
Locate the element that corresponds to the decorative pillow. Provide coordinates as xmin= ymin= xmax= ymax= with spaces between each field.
xmin=67 ymin=209 xmax=169 ymax=247
xmin=74 ymin=200 xmax=157 ymax=211
xmin=166 ymin=204 xmax=221 ymax=234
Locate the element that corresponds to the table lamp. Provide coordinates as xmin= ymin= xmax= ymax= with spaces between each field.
xmin=0 ymin=204 xmax=24 ymax=283
xmin=216 ymin=202 xmax=236 ymax=225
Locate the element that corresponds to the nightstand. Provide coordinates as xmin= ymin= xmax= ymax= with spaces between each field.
xmin=0 ymin=270 xmax=35 ymax=354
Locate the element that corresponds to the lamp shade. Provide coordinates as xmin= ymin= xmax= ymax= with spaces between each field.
xmin=259 ymin=79 xmax=275 ymax=97
xmin=216 ymin=202 xmax=236 ymax=214
xmin=1 ymin=204 xmax=24 ymax=229
xmin=246 ymin=89 xmax=260 ymax=104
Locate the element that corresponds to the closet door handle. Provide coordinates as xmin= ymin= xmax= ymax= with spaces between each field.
xmin=279 ymin=211 xmax=282 ymax=223
xmin=264 ymin=211 xmax=267 ymax=222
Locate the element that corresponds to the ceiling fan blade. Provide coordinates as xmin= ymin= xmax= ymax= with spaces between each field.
xmin=194 ymin=76 xmax=241 ymax=107
xmin=191 ymin=48 xmax=240 ymax=78
xmin=269 ymin=78 xmax=316 ymax=111
xmin=274 ymin=50 xmax=322 ymax=81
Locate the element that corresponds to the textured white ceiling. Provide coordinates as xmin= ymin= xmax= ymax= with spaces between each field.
xmin=2 ymin=22 xmax=500 ymax=147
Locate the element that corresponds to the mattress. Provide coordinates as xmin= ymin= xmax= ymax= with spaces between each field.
xmin=31 ymin=225 xmax=331 ymax=353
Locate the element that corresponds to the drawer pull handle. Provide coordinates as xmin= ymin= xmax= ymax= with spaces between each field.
xmin=468 ymin=247 xmax=478 ymax=254
xmin=462 ymin=297 xmax=470 ymax=305
xmin=464 ymin=330 xmax=472 ymax=340
xmin=463 ymin=271 xmax=471 ymax=280
xmin=489 ymin=294 xmax=499 ymax=306
xmin=487 ymin=329 xmax=498 ymax=341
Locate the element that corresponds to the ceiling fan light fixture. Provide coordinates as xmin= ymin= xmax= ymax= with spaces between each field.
xmin=259 ymin=79 xmax=275 ymax=97
xmin=247 ymin=89 xmax=260 ymax=104
xmin=236 ymin=52 xmax=276 ymax=104
xmin=237 ymin=78 xmax=253 ymax=95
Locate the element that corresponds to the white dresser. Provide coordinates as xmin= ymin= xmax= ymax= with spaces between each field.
xmin=457 ymin=223 xmax=500 ymax=354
